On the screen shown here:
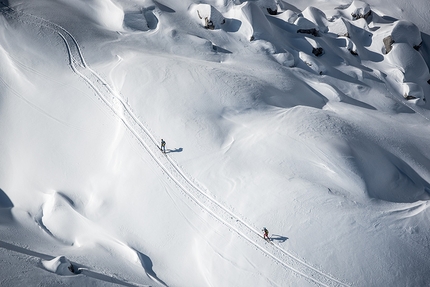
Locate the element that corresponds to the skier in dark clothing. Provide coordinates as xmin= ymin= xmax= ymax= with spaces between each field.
xmin=263 ymin=227 xmax=270 ymax=240
xmin=160 ymin=139 xmax=166 ymax=153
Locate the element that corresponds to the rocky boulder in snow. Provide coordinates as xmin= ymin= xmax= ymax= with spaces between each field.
xmin=392 ymin=20 xmax=422 ymax=49
xmin=190 ymin=4 xmax=224 ymax=30
xmin=302 ymin=6 xmax=329 ymax=33
xmin=383 ymin=21 xmax=422 ymax=54
xmin=253 ymin=0 xmax=277 ymax=14
xmin=346 ymin=0 xmax=371 ymax=20
xmin=402 ymin=82 xmax=424 ymax=100
xmin=383 ymin=35 xmax=394 ymax=54
xmin=295 ymin=17 xmax=319 ymax=36
xmin=276 ymin=10 xmax=298 ymax=24
xmin=312 ymin=47 xmax=324 ymax=57
xmin=387 ymin=43 xmax=429 ymax=82
xmin=41 ymin=256 xmax=76 ymax=275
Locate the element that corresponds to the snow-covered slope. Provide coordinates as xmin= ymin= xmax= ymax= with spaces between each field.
xmin=1 ymin=0 xmax=430 ymax=286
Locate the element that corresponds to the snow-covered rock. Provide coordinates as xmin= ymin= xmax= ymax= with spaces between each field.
xmin=390 ymin=20 xmax=422 ymax=48
xmin=276 ymin=9 xmax=298 ymax=24
xmin=189 ymin=3 xmax=224 ymax=29
xmin=346 ymin=0 xmax=371 ymax=20
xmin=302 ymin=6 xmax=329 ymax=33
xmin=295 ymin=16 xmax=319 ymax=35
xmin=328 ymin=17 xmax=349 ymax=37
xmin=241 ymin=2 xmax=274 ymax=40
xmin=299 ymin=51 xmax=326 ymax=74
xmin=386 ymin=43 xmax=429 ymax=81
xmin=273 ymin=51 xmax=295 ymax=67
xmin=402 ymin=82 xmax=424 ymax=100
xmin=41 ymin=256 xmax=75 ymax=275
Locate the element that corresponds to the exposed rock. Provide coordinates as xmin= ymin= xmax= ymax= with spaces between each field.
xmin=297 ymin=28 xmax=319 ymax=36
xmin=205 ymin=17 xmax=215 ymax=30
xmin=402 ymin=82 xmax=423 ymax=100
xmin=413 ymin=43 xmax=422 ymax=51
xmin=302 ymin=6 xmax=329 ymax=33
xmin=41 ymin=256 xmax=76 ymax=275
xmin=351 ymin=9 xmax=371 ymax=20
xmin=197 ymin=10 xmax=215 ymax=29
xmin=295 ymin=17 xmax=319 ymax=36
xmin=404 ymin=95 xmax=417 ymax=100
xmin=348 ymin=0 xmax=372 ymax=20
xmin=267 ymin=8 xmax=277 ymax=15
xmin=383 ymin=35 xmax=394 ymax=54
xmin=191 ymin=4 xmax=224 ymax=30
xmin=312 ymin=47 xmax=324 ymax=57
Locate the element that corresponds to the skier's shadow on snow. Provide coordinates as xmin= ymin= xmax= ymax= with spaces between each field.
xmin=166 ymin=148 xmax=183 ymax=153
xmin=270 ymin=234 xmax=288 ymax=243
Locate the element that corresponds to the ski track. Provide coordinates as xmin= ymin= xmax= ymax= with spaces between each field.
xmin=1 ymin=7 xmax=351 ymax=287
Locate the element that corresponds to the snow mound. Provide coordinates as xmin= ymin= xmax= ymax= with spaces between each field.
xmin=346 ymin=0 xmax=371 ymax=20
xmin=299 ymin=51 xmax=326 ymax=75
xmin=276 ymin=9 xmax=298 ymax=24
xmin=294 ymin=16 xmax=318 ymax=31
xmin=252 ymin=0 xmax=277 ymax=12
xmin=352 ymin=141 xmax=430 ymax=203
xmin=328 ymin=17 xmax=349 ymax=36
xmin=86 ymin=0 xmax=124 ymax=31
xmin=302 ymin=6 xmax=329 ymax=33
xmin=273 ymin=51 xmax=295 ymax=67
xmin=390 ymin=20 xmax=422 ymax=47
xmin=189 ymin=3 xmax=224 ymax=30
xmin=241 ymin=2 xmax=273 ymax=40
xmin=58 ymin=0 xmax=124 ymax=31
xmin=402 ymin=82 xmax=424 ymax=100
xmin=41 ymin=256 xmax=75 ymax=275
xmin=386 ymin=43 xmax=429 ymax=81
xmin=341 ymin=36 xmax=358 ymax=54
xmin=123 ymin=8 xmax=158 ymax=32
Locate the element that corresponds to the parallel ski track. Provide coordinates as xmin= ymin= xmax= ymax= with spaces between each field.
xmin=3 ymin=7 xmax=350 ymax=287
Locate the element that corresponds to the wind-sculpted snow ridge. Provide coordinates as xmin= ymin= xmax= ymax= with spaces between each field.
xmin=1 ymin=6 xmax=350 ymax=287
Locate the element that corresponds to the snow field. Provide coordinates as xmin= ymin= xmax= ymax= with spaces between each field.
xmin=1 ymin=0 xmax=430 ymax=286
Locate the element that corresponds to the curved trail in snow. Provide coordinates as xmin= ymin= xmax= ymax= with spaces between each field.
xmin=2 ymin=7 xmax=350 ymax=287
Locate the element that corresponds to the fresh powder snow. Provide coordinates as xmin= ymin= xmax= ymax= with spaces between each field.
xmin=0 ymin=0 xmax=430 ymax=286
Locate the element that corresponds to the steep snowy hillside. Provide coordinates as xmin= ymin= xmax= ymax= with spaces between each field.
xmin=1 ymin=0 xmax=430 ymax=286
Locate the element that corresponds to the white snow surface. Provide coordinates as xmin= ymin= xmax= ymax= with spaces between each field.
xmin=1 ymin=0 xmax=430 ymax=286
